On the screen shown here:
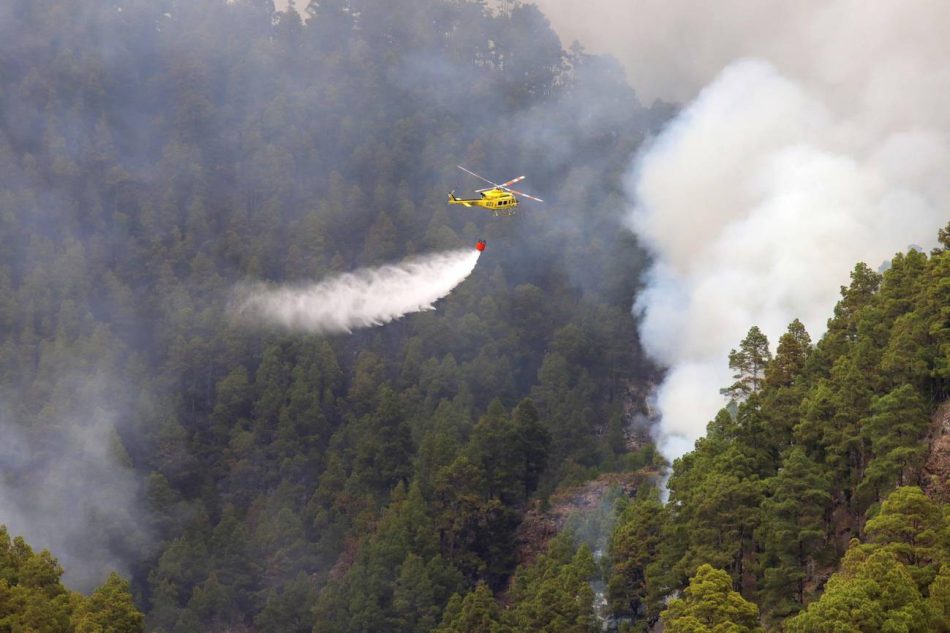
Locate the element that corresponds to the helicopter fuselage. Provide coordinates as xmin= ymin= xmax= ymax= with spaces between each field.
xmin=448 ymin=188 xmax=519 ymax=216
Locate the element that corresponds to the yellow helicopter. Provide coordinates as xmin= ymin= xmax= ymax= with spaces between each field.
xmin=448 ymin=165 xmax=543 ymax=216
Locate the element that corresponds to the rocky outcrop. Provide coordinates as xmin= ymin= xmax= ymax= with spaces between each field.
xmin=513 ymin=470 xmax=655 ymax=569
xmin=922 ymin=400 xmax=950 ymax=502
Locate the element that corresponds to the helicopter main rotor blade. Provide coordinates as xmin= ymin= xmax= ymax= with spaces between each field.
xmin=504 ymin=187 xmax=544 ymax=203
xmin=499 ymin=176 xmax=525 ymax=188
xmin=476 ymin=176 xmax=525 ymax=193
xmin=457 ymin=165 xmax=501 ymax=188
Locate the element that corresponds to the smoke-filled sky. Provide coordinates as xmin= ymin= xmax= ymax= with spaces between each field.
xmin=531 ymin=0 xmax=950 ymax=459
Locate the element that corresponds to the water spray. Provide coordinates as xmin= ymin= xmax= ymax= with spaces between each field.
xmin=233 ymin=242 xmax=485 ymax=334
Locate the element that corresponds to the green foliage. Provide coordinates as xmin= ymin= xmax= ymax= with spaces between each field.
xmin=660 ymin=564 xmax=762 ymax=633
xmin=607 ymin=485 xmax=666 ymax=622
xmin=0 ymin=529 xmax=73 ymax=633
xmin=512 ymin=398 xmax=551 ymax=501
xmin=786 ymin=545 xmax=933 ymax=633
xmin=756 ymin=447 xmax=831 ymax=616
xmin=0 ymin=526 xmax=142 ymax=633
xmin=650 ymin=413 xmax=765 ymax=608
xmin=4 ymin=0 xmax=947 ymax=630
xmin=618 ymin=236 xmax=950 ymax=630
xmin=71 ymin=572 xmax=144 ymax=633
xmin=859 ymin=386 xmax=930 ymax=500
xmin=505 ymin=534 xmax=599 ymax=633
xmin=865 ymin=486 xmax=948 ymax=591
xmin=435 ymin=583 xmax=505 ymax=633
xmin=765 ymin=319 xmax=812 ymax=389
xmin=930 ymin=564 xmax=950 ymax=632
xmin=254 ymin=572 xmax=317 ymax=633
xmin=723 ymin=326 xmax=772 ymax=401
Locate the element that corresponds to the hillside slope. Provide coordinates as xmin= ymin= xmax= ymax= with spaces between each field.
xmin=0 ymin=1 xmax=662 ymax=630
xmin=603 ymin=230 xmax=950 ymax=631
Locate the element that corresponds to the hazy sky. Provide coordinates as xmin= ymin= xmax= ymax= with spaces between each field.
xmin=527 ymin=0 xmax=816 ymax=102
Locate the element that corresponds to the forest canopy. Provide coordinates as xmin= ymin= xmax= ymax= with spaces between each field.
xmin=0 ymin=0 xmax=660 ymax=630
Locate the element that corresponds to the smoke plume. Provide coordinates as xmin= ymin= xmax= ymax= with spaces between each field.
xmin=532 ymin=1 xmax=950 ymax=460
xmin=234 ymin=248 xmax=481 ymax=334
xmin=0 ymin=374 xmax=151 ymax=592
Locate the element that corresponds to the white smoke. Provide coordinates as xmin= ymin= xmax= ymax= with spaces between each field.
xmin=0 ymin=374 xmax=150 ymax=591
xmin=234 ymin=248 xmax=481 ymax=333
xmin=529 ymin=1 xmax=950 ymax=460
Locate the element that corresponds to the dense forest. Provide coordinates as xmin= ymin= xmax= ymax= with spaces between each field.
xmin=0 ymin=0 xmax=660 ymax=631
xmin=0 ymin=0 xmax=947 ymax=632
xmin=604 ymin=236 xmax=950 ymax=632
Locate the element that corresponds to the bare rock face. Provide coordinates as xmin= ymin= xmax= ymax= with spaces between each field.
xmin=922 ymin=401 xmax=950 ymax=503
xmin=513 ymin=470 xmax=653 ymax=569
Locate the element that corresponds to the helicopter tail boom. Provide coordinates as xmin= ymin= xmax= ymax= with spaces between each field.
xmin=448 ymin=192 xmax=472 ymax=207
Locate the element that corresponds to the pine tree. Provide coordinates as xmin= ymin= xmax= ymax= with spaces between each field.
xmin=253 ymin=571 xmax=316 ymax=633
xmin=930 ymin=564 xmax=950 ymax=632
xmin=786 ymin=545 xmax=933 ymax=633
xmin=938 ymin=221 xmax=950 ymax=251
xmin=436 ymin=583 xmax=506 ymax=633
xmin=392 ymin=553 xmax=439 ymax=633
xmin=511 ymin=398 xmax=550 ymax=500
xmin=466 ymin=398 xmax=520 ymax=502
xmin=362 ymin=211 xmax=399 ymax=264
xmin=765 ymin=319 xmax=812 ymax=389
xmin=0 ymin=528 xmax=73 ymax=633
xmin=859 ymin=386 xmax=930 ymax=499
xmin=352 ymin=385 xmax=414 ymax=493
xmin=723 ymin=326 xmax=772 ymax=401
xmin=881 ymin=312 xmax=931 ymax=390
xmin=608 ymin=484 xmax=666 ymax=622
xmin=661 ymin=564 xmax=762 ymax=633
xmin=864 ymin=486 xmax=947 ymax=591
xmin=756 ymin=447 xmax=831 ymax=616
xmin=506 ymin=537 xmax=598 ymax=633
xmin=71 ymin=572 xmax=144 ymax=633
xmin=0 ymin=526 xmax=143 ymax=633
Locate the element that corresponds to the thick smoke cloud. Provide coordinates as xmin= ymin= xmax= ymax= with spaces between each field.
xmin=529 ymin=0 xmax=950 ymax=107
xmin=532 ymin=1 xmax=950 ymax=460
xmin=235 ymin=248 xmax=481 ymax=334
